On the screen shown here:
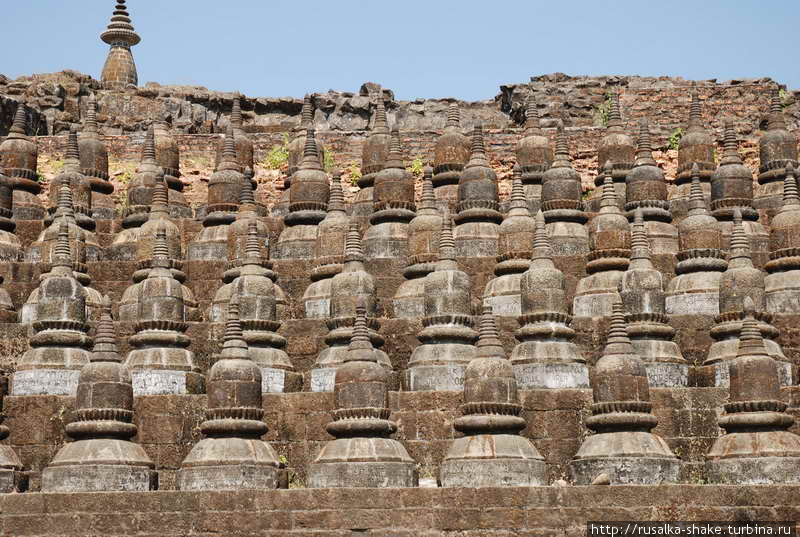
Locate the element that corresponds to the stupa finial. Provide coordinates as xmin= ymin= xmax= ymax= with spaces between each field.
xmin=475 ymin=305 xmax=505 ymax=360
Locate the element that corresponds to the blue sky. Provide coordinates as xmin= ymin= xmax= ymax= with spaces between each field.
xmin=2 ymin=1 xmax=797 ymax=101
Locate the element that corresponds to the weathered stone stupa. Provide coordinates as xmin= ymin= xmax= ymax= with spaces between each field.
xmin=277 ymin=94 xmax=324 ymax=218
xmin=711 ymin=121 xmax=769 ymax=268
xmin=364 ymin=128 xmax=416 ymax=259
xmin=515 ymin=91 xmax=553 ymax=213
xmin=755 ymin=87 xmax=799 ymax=211
xmin=573 ymin=171 xmax=630 ymax=318
xmin=511 ymin=211 xmax=588 ymax=388
xmin=440 ymin=307 xmax=546 ymax=487
xmin=42 ymin=297 xmax=155 ymax=492
xmin=620 ymin=209 xmax=687 ymax=387
xmin=34 ymin=167 xmax=100 ymax=262
xmin=188 ymin=126 xmax=243 ymax=260
xmin=0 ymin=387 xmax=21 ymax=492
xmin=226 ymin=222 xmax=300 ymax=392
xmin=100 ymin=0 xmax=141 ymax=89
xmin=483 ymin=176 xmax=534 ymax=316
xmin=588 ymin=90 xmax=633 ymax=212
xmin=405 ymin=214 xmax=477 ymax=391
xmin=214 ymin=95 xmax=254 ymax=175
xmin=706 ymin=300 xmax=800 ymax=484
xmin=765 ymin=163 xmax=800 ymax=313
xmin=114 ymin=126 xmax=163 ymax=240
xmin=625 ymin=119 xmax=678 ymax=254
xmin=275 ymin=128 xmax=329 ymax=259
xmin=119 ymin=184 xmax=199 ymax=323
xmin=0 ymin=168 xmax=21 ymax=261
xmin=222 ymin=178 xmax=270 ymax=283
xmin=542 ymin=127 xmax=589 ymax=257
xmin=393 ymin=167 xmax=442 ymax=318
xmin=666 ymin=171 xmax=727 ymax=315
xmin=454 ymin=124 xmax=502 ymax=257
xmin=24 ymin=184 xmax=104 ymax=323
xmin=79 ymin=94 xmax=115 ymax=220
xmin=0 ymin=105 xmax=44 ymax=220
xmin=569 ymin=300 xmax=680 ymax=485
xmin=309 ymin=305 xmax=417 ymax=488
xmin=179 ymin=299 xmax=280 ymax=490
xmin=433 ymin=103 xmax=470 ymax=212
xmin=13 ymin=224 xmax=92 ymax=396
xmin=153 ymin=119 xmax=192 ymax=219
xmin=672 ymin=92 xmax=714 ymax=219
xmin=310 ymin=222 xmax=391 ymax=392
xmin=126 ymin=231 xmax=203 ymax=395
xmin=704 ymin=210 xmax=790 ymax=386
xmin=355 ymin=90 xmax=391 ymax=221
xmin=303 ymin=171 xmax=348 ymax=318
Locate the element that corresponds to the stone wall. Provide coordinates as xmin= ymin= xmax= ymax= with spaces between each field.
xmin=2 ymin=70 xmax=798 ymax=135
xmin=1 ymin=485 xmax=799 ymax=536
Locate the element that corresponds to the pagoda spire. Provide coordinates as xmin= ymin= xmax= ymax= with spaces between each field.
xmin=100 ymin=1 xmax=141 ymax=89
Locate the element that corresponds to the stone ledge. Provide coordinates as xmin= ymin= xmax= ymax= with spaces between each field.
xmin=0 ymin=485 xmax=798 ymax=535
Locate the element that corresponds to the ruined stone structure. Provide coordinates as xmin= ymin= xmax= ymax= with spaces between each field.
xmin=706 ymin=299 xmax=800 ymax=484
xmin=45 ymin=131 xmax=95 ymax=231
xmin=13 ymin=224 xmax=92 ymax=396
xmin=515 ymin=92 xmax=552 ymax=213
xmin=711 ymin=121 xmax=769 ymax=268
xmin=125 ymin=231 xmax=203 ymax=395
xmin=107 ymin=127 xmax=162 ymax=259
xmin=355 ymin=92 xmax=390 ymax=221
xmin=392 ymin=167 xmax=442 ymax=318
xmin=153 ymin=119 xmax=192 ymax=219
xmin=440 ymin=307 xmax=545 ymax=487
xmin=41 ymin=297 xmax=155 ymax=492
xmin=454 ymin=125 xmax=502 ymax=257
xmin=588 ymin=91 xmax=633 ymax=212
xmin=23 ymin=184 xmax=104 ymax=324
xmin=278 ymin=95 xmax=324 ymax=218
xmin=704 ymin=210 xmax=790 ymax=386
xmin=672 ymin=92 xmax=714 ymax=219
xmin=755 ymin=88 xmax=799 ymax=211
xmin=309 ymin=222 xmax=390 ymax=392
xmin=625 ymin=119 xmax=678 ymax=254
xmin=1 ymin=26 xmax=800 ymax=530
xmin=100 ymin=1 xmax=140 ymax=90
xmin=405 ymin=215 xmax=477 ymax=391
xmin=433 ymin=104 xmax=470 ymax=212
xmin=542 ymin=128 xmax=589 ymax=257
xmin=78 ymin=95 xmax=115 ymax=220
xmin=511 ymin=211 xmax=588 ymax=388
xmin=302 ymin=172 xmax=347 ymax=318
xmin=620 ymin=209 xmax=687 ymax=387
xmin=665 ymin=172 xmax=727 ymax=315
xmin=483 ymin=176 xmax=534 ymax=316
xmin=569 ymin=301 xmax=680 ymax=485
xmin=363 ymin=128 xmax=415 ymax=259
xmin=308 ymin=305 xmax=417 ymax=488
xmin=0 ymin=168 xmax=21 ymax=262
xmin=573 ymin=171 xmax=630 ymax=318
xmin=276 ymin=128 xmax=329 ymax=259
xmin=179 ymin=299 xmax=280 ymax=490
xmin=187 ymin=126 xmax=242 ymax=261
xmin=1 ymin=106 xmax=43 ymax=220
xmin=765 ymin=164 xmax=800 ymax=313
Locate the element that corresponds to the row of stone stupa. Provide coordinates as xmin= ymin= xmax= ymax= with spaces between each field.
xmin=1 ymin=90 xmax=800 ymax=396
xmin=2 ymin=287 xmax=798 ymax=493
xmin=5 ymin=164 xmax=798 ymax=403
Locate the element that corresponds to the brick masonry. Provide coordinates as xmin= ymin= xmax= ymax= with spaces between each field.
xmin=1 ymin=485 xmax=799 ymax=536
